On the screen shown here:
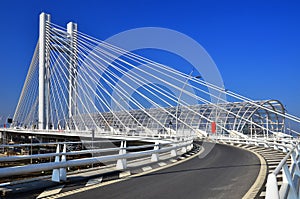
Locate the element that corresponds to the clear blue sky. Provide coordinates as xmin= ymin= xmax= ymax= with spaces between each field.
xmin=0 ymin=0 xmax=299 ymax=119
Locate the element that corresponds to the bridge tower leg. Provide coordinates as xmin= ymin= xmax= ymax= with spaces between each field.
xmin=38 ymin=13 xmax=51 ymax=130
xmin=67 ymin=22 xmax=78 ymax=130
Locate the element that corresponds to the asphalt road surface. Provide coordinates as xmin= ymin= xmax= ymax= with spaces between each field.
xmin=61 ymin=143 xmax=261 ymax=199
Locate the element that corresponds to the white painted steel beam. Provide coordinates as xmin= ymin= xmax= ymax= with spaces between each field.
xmin=38 ymin=12 xmax=51 ymax=130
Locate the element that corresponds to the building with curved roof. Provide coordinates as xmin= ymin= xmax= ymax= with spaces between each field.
xmin=68 ymin=99 xmax=285 ymax=137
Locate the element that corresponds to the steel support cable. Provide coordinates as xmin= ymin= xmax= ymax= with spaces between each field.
xmin=64 ymin=44 xmax=129 ymax=130
xmin=84 ymin=45 xmax=206 ymax=133
xmin=76 ymin=46 xmax=122 ymax=113
xmin=48 ymin=50 xmax=72 ymax=130
xmin=75 ymin=41 xmax=182 ymax=132
xmin=90 ymin=39 xmax=292 ymax=136
xmin=48 ymin=50 xmax=69 ymax=129
xmin=93 ymin=45 xmax=281 ymax=135
xmin=49 ymin=41 xmax=71 ymax=127
xmin=75 ymin=50 xmax=98 ymax=115
xmin=13 ymin=42 xmax=39 ymax=126
xmin=76 ymin=31 xmax=202 ymax=88
xmin=19 ymin=63 xmax=39 ymax=126
xmin=67 ymin=36 xmax=129 ymax=129
xmin=188 ymin=73 xmax=300 ymax=124
xmin=80 ymin=31 xmax=300 ymax=125
xmin=74 ymin=33 xmax=276 ymax=136
xmin=74 ymin=42 xmax=170 ymax=131
xmin=75 ymin=39 xmax=162 ymax=128
xmin=49 ymin=44 xmax=81 ymax=130
xmin=51 ymin=36 xmax=123 ymax=131
xmin=227 ymin=90 xmax=300 ymax=123
xmin=100 ymin=43 xmax=230 ymax=107
xmin=50 ymin=42 xmax=95 ymax=130
xmin=80 ymin=41 xmax=261 ymax=135
xmin=81 ymin=39 xmax=225 ymax=107
xmin=49 ymin=23 xmax=298 ymax=135
xmin=74 ymin=43 xmax=157 ymax=131
xmin=77 ymin=46 xmax=218 ymax=136
xmin=76 ymin=37 xmax=249 ymax=135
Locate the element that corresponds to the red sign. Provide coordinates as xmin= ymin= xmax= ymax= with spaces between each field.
xmin=211 ymin=122 xmax=216 ymax=133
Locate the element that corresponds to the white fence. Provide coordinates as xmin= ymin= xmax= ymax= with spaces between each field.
xmin=265 ymin=143 xmax=300 ymax=199
xmin=0 ymin=139 xmax=193 ymax=182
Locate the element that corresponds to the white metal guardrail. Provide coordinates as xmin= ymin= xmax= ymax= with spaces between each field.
xmin=265 ymin=143 xmax=300 ymax=199
xmin=1 ymin=128 xmax=191 ymax=141
xmin=213 ymin=136 xmax=295 ymax=152
xmin=0 ymin=139 xmax=193 ymax=182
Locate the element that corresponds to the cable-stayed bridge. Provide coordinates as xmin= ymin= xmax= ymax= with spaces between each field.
xmin=1 ymin=13 xmax=300 ymax=199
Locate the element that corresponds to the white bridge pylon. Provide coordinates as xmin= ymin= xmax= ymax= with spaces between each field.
xmin=12 ymin=12 xmax=300 ymax=139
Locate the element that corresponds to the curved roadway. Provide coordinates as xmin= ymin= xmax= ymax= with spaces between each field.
xmin=61 ymin=143 xmax=261 ymax=199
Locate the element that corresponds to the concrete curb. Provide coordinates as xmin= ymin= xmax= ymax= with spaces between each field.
xmin=241 ymin=148 xmax=267 ymax=199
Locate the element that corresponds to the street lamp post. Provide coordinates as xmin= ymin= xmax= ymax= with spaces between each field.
xmin=175 ymin=70 xmax=201 ymax=140
xmin=213 ymin=88 xmax=227 ymax=136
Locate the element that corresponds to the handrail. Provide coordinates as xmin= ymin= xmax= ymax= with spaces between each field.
xmin=0 ymin=143 xmax=161 ymax=162
xmin=0 ymin=139 xmax=193 ymax=179
xmin=0 ymin=140 xmax=123 ymax=147
xmin=272 ymin=149 xmax=293 ymax=175
xmin=214 ymin=136 xmax=295 ymax=151
xmin=265 ymin=143 xmax=300 ymax=199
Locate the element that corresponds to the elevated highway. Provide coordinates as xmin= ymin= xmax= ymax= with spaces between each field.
xmin=36 ymin=143 xmax=261 ymax=199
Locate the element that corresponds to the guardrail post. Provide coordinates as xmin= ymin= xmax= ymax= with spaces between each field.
xmin=170 ymin=141 xmax=177 ymax=157
xmin=265 ymin=173 xmax=280 ymax=199
xmin=187 ymin=141 xmax=193 ymax=151
xmin=116 ymin=141 xmax=127 ymax=170
xmin=151 ymin=141 xmax=159 ymax=162
xmin=296 ymin=145 xmax=300 ymax=157
xmin=181 ymin=142 xmax=187 ymax=153
xmin=60 ymin=144 xmax=67 ymax=181
xmin=52 ymin=144 xmax=60 ymax=182
xmin=282 ymin=146 xmax=288 ymax=153
xmin=170 ymin=148 xmax=177 ymax=157
xmin=264 ymin=143 xmax=269 ymax=148
xmin=282 ymin=163 xmax=298 ymax=198
xmin=291 ymin=151 xmax=300 ymax=177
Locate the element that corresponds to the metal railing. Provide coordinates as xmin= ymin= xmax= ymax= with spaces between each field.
xmin=265 ymin=143 xmax=300 ymax=199
xmin=0 ymin=139 xmax=193 ymax=182
xmin=213 ymin=136 xmax=295 ymax=152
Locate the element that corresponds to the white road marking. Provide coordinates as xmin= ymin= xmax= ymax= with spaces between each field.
xmin=36 ymin=185 xmax=64 ymax=199
xmin=119 ymin=171 xmax=131 ymax=178
xmin=158 ymin=162 xmax=167 ymax=167
xmin=260 ymin=191 xmax=266 ymax=197
xmin=85 ymin=177 xmax=103 ymax=187
xmin=142 ymin=166 xmax=152 ymax=172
